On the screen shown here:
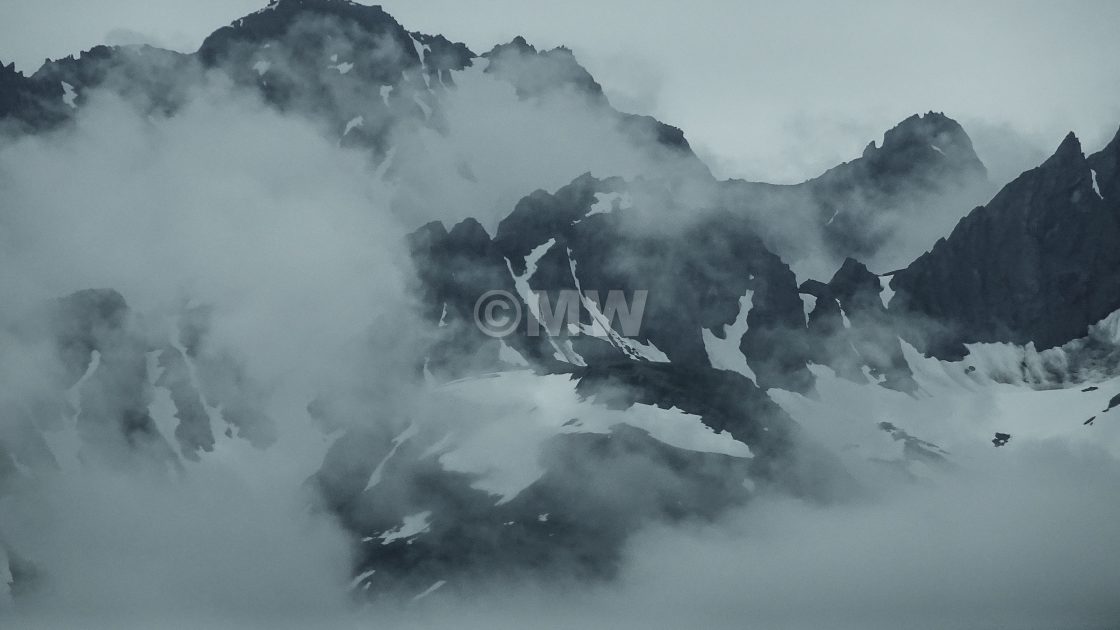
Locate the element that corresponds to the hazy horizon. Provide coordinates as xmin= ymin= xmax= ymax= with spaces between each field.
xmin=2 ymin=0 xmax=1118 ymax=185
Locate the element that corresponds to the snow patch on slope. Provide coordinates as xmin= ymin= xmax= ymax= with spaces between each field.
xmin=508 ymin=239 xmax=585 ymax=366
xmin=379 ymin=511 xmax=432 ymax=545
xmin=1090 ymin=308 xmax=1120 ymax=346
xmin=837 ymin=300 xmax=851 ymax=328
xmin=701 ymin=290 xmax=757 ymax=383
xmin=329 ymin=61 xmax=354 ymax=75
xmin=800 ymin=294 xmax=817 ymax=324
xmin=586 ymin=191 xmax=631 ymax=218
xmin=568 ymin=249 xmax=669 ymax=363
xmin=349 ymin=569 xmax=376 ymax=591
xmin=878 ymin=274 xmax=895 ymax=309
xmin=411 ymin=580 xmax=446 ymax=602
xmin=410 ymin=36 xmax=425 ymax=65
xmin=365 ymin=423 xmax=418 ymax=491
xmin=769 ymin=340 xmax=1120 ymax=483
xmin=343 ymin=116 xmax=363 ymax=136
xmin=60 ymin=81 xmax=77 ymax=108
xmin=434 ymin=372 xmax=751 ymax=504
xmin=499 ymin=340 xmax=529 ymax=366
xmin=953 ymin=307 xmax=1120 ymax=386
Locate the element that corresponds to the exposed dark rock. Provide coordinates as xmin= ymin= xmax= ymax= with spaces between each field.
xmin=409 ymin=31 xmax=475 ymax=88
xmin=482 ymin=37 xmax=606 ymax=105
xmin=198 ymin=0 xmax=420 ymax=73
xmin=408 ymin=217 xmax=556 ymax=378
xmin=32 ymin=45 xmax=198 ymax=117
xmin=890 ymin=131 xmax=1120 ymax=359
xmin=0 ymin=58 xmax=67 ymax=131
xmin=720 ymin=112 xmax=988 ymax=268
xmin=800 ymin=258 xmax=917 ymax=392
xmin=877 ymin=421 xmax=950 ymax=464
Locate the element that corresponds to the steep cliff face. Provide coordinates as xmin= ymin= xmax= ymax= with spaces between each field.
xmin=811 ymin=113 xmax=986 ymax=256
xmin=890 ymin=129 xmax=1120 ymax=359
xmin=800 ymin=258 xmax=917 ymax=393
xmin=415 ymin=173 xmax=815 ymax=392
xmin=0 ymin=58 xmax=67 ymax=132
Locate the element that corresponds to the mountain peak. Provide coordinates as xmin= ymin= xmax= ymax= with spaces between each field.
xmin=481 ymin=35 xmax=606 ymax=104
xmin=1040 ymin=131 xmax=1084 ymax=169
xmin=877 ymin=112 xmax=981 ymax=166
xmin=198 ymin=0 xmax=415 ymax=67
xmin=485 ymin=36 xmax=536 ymax=57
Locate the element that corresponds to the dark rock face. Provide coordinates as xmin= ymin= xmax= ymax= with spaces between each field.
xmin=198 ymin=0 xmax=421 ymax=72
xmin=809 ymin=112 xmax=986 ymax=258
xmin=555 ymin=207 xmax=813 ymax=391
xmin=415 ymin=174 xmax=820 ymax=390
xmin=325 ymin=421 xmax=756 ymax=596
xmin=720 ymin=112 xmax=989 ymax=270
xmin=0 ymin=58 xmax=67 ymax=132
xmin=418 ymin=174 xmax=815 ymax=392
xmin=408 ymin=217 xmax=557 ymax=378
xmin=1088 ymin=136 xmax=1120 ymax=199
xmin=314 ymin=362 xmax=848 ymax=596
xmin=801 ymin=258 xmax=917 ymax=392
xmin=32 ymin=45 xmax=198 ymax=116
xmin=890 ymin=130 xmax=1120 ymax=359
xmin=196 ymin=0 xmax=447 ymax=156
xmin=482 ymin=36 xmax=606 ymax=105
xmin=332 ymin=173 xmax=861 ymax=593
xmin=409 ymin=32 xmax=474 ymax=86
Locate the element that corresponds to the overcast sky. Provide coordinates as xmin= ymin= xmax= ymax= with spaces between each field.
xmin=2 ymin=0 xmax=1118 ymax=182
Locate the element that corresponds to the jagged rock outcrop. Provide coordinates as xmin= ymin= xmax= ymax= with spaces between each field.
xmin=198 ymin=0 xmax=421 ymax=72
xmin=0 ymin=58 xmax=67 ymax=132
xmin=800 ymin=258 xmax=917 ymax=392
xmin=890 ymin=129 xmax=1120 ymax=359
xmin=721 ymin=112 xmax=989 ymax=271
xmin=413 ymin=174 xmax=815 ymax=392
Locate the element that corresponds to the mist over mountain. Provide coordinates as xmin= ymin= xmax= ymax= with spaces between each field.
xmin=1 ymin=1 xmax=1119 ymax=628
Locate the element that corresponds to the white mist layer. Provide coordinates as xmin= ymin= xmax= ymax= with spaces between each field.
xmin=0 ymin=79 xmax=414 ymax=624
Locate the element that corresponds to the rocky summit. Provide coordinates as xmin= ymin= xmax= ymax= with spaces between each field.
xmin=1 ymin=1 xmax=1119 ymax=626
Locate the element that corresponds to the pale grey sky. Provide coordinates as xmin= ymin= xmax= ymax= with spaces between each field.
xmin=2 ymin=0 xmax=1118 ymax=182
